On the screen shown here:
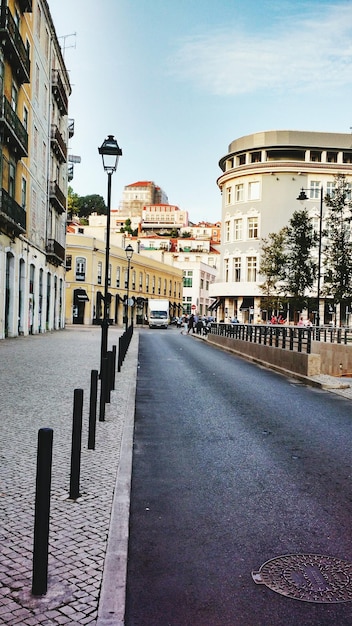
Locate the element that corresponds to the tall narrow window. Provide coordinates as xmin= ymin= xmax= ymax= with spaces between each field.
xmin=225 ymin=259 xmax=229 ymax=282
xmin=248 ymin=217 xmax=258 ymax=239
xmin=9 ymin=162 xmax=15 ymax=198
xmin=235 ymin=183 xmax=244 ymax=202
xmin=75 ymin=257 xmax=86 ymax=281
xmin=310 ymin=181 xmax=321 ymax=199
xmin=247 ymin=257 xmax=257 ymax=282
xmin=248 ymin=181 xmax=260 ymax=200
xmin=234 ymin=257 xmax=241 ymax=282
xmin=21 ymin=177 xmax=27 ymax=209
xmin=97 ymin=261 xmax=102 ymax=285
xmin=225 ymin=221 xmax=230 ymax=243
xmin=234 ymin=218 xmax=242 ymax=240
xmin=226 ymin=186 xmax=232 ymax=204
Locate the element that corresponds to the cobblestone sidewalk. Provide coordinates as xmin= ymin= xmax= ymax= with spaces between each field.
xmin=0 ymin=326 xmax=138 ymax=625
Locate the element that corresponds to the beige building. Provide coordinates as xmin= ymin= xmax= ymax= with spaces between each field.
xmin=0 ymin=0 xmax=71 ymax=339
xmin=65 ymin=233 xmax=183 ymax=325
xmin=211 ymin=130 xmax=352 ymax=324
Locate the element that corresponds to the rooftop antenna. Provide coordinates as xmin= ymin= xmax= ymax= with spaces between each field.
xmin=58 ymin=32 xmax=77 ymax=59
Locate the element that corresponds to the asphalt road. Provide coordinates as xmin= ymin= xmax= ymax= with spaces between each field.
xmin=125 ymin=327 xmax=352 ymax=626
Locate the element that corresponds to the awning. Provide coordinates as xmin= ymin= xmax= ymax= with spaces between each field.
xmin=208 ymin=298 xmax=223 ymax=311
xmin=74 ymin=289 xmax=89 ymax=303
xmin=240 ymin=296 xmax=254 ymax=311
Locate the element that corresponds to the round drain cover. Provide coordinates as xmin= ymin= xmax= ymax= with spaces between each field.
xmin=252 ymin=554 xmax=352 ymax=603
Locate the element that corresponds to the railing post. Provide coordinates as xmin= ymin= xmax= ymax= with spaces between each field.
xmin=32 ymin=427 xmax=53 ymax=596
xmin=298 ymin=329 xmax=303 ymax=352
xmin=290 ymin=328 xmax=294 ymax=351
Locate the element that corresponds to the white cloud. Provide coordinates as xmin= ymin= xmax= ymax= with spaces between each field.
xmin=168 ymin=2 xmax=352 ymax=96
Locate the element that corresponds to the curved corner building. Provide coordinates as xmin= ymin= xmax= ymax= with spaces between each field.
xmin=211 ymin=130 xmax=352 ymax=325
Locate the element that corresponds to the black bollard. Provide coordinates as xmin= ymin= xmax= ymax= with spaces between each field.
xmin=112 ymin=345 xmax=116 ymax=390
xmin=99 ymin=357 xmax=107 ymax=421
xmin=88 ymin=370 xmax=98 ymax=450
xmin=106 ymin=351 xmax=113 ymax=403
xmin=32 ymin=427 xmax=53 ymax=596
xmin=69 ymin=389 xmax=83 ymax=500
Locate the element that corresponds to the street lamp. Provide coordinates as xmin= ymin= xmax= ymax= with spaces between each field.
xmin=125 ymin=244 xmax=134 ymax=331
xmin=296 ymin=186 xmax=323 ymax=327
xmin=98 ymin=135 xmax=122 ymax=371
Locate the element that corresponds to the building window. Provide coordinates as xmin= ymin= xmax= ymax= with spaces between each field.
xmin=21 ymin=177 xmax=27 ymax=209
xmin=225 ymin=259 xmax=229 ymax=282
xmin=248 ymin=181 xmax=260 ymax=200
xmin=146 ymin=274 xmax=149 ymax=293
xmin=326 ymin=181 xmax=335 ymax=198
xmin=66 ymin=255 xmax=72 ymax=271
xmin=234 ymin=257 xmax=241 ymax=282
xmin=183 ymin=270 xmax=193 ymax=288
xmin=310 ymin=181 xmax=321 ymax=199
xmin=139 ymin=272 xmax=143 ymax=291
xmin=310 ymin=151 xmax=321 ymax=162
xmin=116 ymin=266 xmax=120 ymax=288
xmin=235 ymin=183 xmax=244 ymax=202
xmin=226 ymin=186 xmax=232 ymax=204
xmin=251 ymin=151 xmax=261 ymax=163
xmin=132 ymin=270 xmax=136 ymax=290
xmin=164 ymin=278 xmax=167 ymax=295
xmin=234 ymin=218 xmax=242 ymax=240
xmin=9 ymin=162 xmax=15 ymax=198
xmin=152 ymin=275 xmax=155 ymax=294
xmin=238 ymin=154 xmax=246 ymax=165
xmin=97 ymin=261 xmax=102 ymax=285
xmin=248 ymin=216 xmax=258 ymax=239
xmin=76 ymin=257 xmax=86 ymax=282
xmin=158 ymin=277 xmax=161 ymax=294
xmin=108 ymin=264 xmax=111 ymax=286
xmin=225 ymin=221 xmax=230 ymax=243
xmin=247 ymin=257 xmax=257 ymax=282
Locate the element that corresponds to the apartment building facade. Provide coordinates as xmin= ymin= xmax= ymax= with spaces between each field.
xmin=211 ymin=130 xmax=352 ymax=324
xmin=0 ymin=0 xmax=71 ymax=339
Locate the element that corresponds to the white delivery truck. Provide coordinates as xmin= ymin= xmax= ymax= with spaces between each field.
xmin=148 ymin=299 xmax=170 ymax=329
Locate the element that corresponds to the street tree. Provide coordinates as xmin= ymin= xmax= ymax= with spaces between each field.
xmin=284 ymin=209 xmax=317 ymax=320
xmin=323 ymin=174 xmax=352 ymax=322
xmin=259 ymin=229 xmax=287 ymax=315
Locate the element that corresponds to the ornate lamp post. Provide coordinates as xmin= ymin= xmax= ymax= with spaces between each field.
xmin=296 ymin=186 xmax=323 ymax=327
xmin=125 ymin=244 xmax=134 ymax=331
xmin=98 ymin=135 xmax=122 ymax=371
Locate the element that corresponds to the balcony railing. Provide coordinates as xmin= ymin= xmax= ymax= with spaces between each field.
xmin=49 ymin=181 xmax=66 ymax=213
xmin=0 ymin=7 xmax=30 ymax=83
xmin=0 ymin=95 xmax=28 ymax=157
xmin=52 ymin=69 xmax=68 ymax=115
xmin=50 ymin=124 xmax=67 ymax=162
xmin=46 ymin=238 xmax=65 ymax=265
xmin=0 ymin=187 xmax=26 ymax=236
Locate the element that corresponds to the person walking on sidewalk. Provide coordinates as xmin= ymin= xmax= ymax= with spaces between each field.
xmin=187 ymin=314 xmax=195 ymax=334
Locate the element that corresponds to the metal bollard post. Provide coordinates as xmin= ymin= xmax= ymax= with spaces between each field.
xmin=99 ymin=357 xmax=107 ymax=421
xmin=69 ymin=389 xmax=83 ymax=500
xmin=32 ymin=427 xmax=53 ymax=596
xmin=106 ymin=351 xmax=113 ymax=403
xmin=112 ymin=345 xmax=116 ymax=390
xmin=118 ymin=336 xmax=122 ymax=372
xmin=88 ymin=370 xmax=98 ymax=450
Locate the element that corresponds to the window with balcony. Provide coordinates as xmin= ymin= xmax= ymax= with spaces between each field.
xmin=75 ymin=257 xmax=86 ymax=282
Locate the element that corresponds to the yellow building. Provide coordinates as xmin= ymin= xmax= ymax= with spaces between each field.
xmin=0 ymin=0 xmax=72 ymax=338
xmin=65 ymin=234 xmax=183 ymax=326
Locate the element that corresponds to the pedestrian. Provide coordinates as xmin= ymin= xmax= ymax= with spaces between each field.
xmin=297 ymin=316 xmax=305 ymax=326
xmin=187 ymin=314 xmax=195 ymax=334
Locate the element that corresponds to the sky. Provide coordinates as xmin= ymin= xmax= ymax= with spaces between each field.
xmin=48 ymin=0 xmax=352 ymax=224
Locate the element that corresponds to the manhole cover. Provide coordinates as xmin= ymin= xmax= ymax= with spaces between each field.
xmin=252 ymin=554 xmax=352 ymax=603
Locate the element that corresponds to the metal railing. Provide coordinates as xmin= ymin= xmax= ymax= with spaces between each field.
xmin=210 ymin=323 xmax=352 ymax=352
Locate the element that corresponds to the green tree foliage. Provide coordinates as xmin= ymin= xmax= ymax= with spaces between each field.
xmin=323 ymin=174 xmax=352 ymax=304
xmin=67 ymin=186 xmax=79 ymax=217
xmin=284 ymin=209 xmax=317 ymax=313
xmin=259 ymin=229 xmax=287 ymax=312
xmin=77 ymin=194 xmax=107 ymax=217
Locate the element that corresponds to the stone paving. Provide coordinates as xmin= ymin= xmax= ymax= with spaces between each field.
xmin=0 ymin=325 xmax=138 ymax=626
xmin=1 ymin=326 xmax=352 ymax=626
